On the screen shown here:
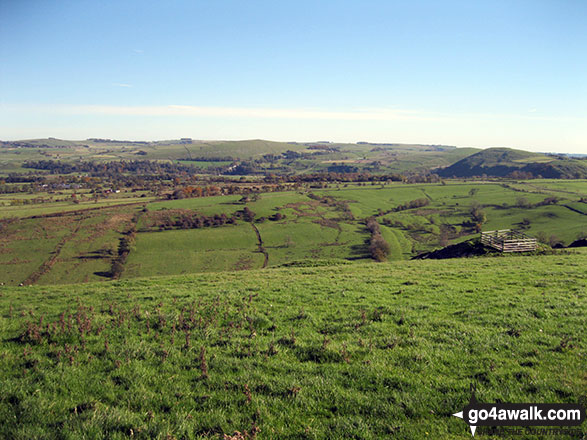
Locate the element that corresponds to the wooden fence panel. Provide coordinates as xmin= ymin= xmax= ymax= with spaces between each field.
xmin=481 ymin=230 xmax=537 ymax=253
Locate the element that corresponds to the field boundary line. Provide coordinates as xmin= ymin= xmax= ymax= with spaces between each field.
xmin=23 ymin=201 xmax=149 ymax=220
xmin=250 ymin=223 xmax=269 ymax=268
xmin=562 ymin=204 xmax=587 ymax=216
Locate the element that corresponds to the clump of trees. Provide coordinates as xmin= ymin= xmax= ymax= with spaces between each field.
xmin=516 ymin=196 xmax=559 ymax=209
xmin=535 ymin=231 xmax=564 ymax=248
xmin=536 ymin=196 xmax=559 ymax=206
xmin=469 ymin=201 xmax=487 ymax=232
xmin=23 ymin=159 xmax=196 ymax=176
xmin=268 ymin=212 xmax=286 ymax=221
xmin=393 ymin=198 xmax=430 ymax=212
xmin=169 ymin=185 xmax=222 ymax=199
xmin=508 ymin=170 xmax=535 ymax=179
xmin=142 ymin=206 xmax=288 ymax=232
xmin=149 ymin=211 xmax=240 ymax=230
xmin=110 ymin=223 xmax=137 ymax=279
xmin=307 ymin=193 xmax=355 ymax=220
xmin=365 ymin=217 xmax=391 ymax=262
xmin=177 ymin=213 xmax=235 ymax=229
xmin=234 ymin=207 xmax=256 ymax=222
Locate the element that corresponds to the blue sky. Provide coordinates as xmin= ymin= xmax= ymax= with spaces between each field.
xmin=1 ymin=0 xmax=586 ymax=153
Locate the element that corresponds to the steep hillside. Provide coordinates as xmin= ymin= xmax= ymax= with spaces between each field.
xmin=438 ymin=147 xmax=587 ymax=178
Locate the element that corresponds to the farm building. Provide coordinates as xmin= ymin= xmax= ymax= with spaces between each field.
xmin=481 ymin=229 xmax=538 ymax=253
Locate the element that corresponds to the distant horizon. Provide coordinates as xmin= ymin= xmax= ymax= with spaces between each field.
xmin=2 ymin=134 xmax=584 ymax=157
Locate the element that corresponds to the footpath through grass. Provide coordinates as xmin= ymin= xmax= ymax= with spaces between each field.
xmin=0 ymin=252 xmax=585 ymax=439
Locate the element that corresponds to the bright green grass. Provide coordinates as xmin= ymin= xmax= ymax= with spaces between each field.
xmin=124 ymin=225 xmax=262 ymax=277
xmin=0 ymin=206 xmax=139 ymax=285
xmin=147 ymin=195 xmax=242 ymax=215
xmin=316 ymin=186 xmax=426 ymax=218
xmin=0 ymin=193 xmax=52 ymax=202
xmin=524 ymin=179 xmax=587 ymax=197
xmin=379 ymin=225 xmax=413 ymax=259
xmin=0 ymin=197 xmax=152 ymax=219
xmin=245 ymin=192 xmax=309 ymax=218
xmin=0 ymin=219 xmax=67 ymax=284
xmin=564 ymin=201 xmax=587 ymax=215
xmin=258 ymin=219 xmax=351 ymax=266
xmin=147 ymin=192 xmax=311 ymax=219
xmin=484 ymin=205 xmax=586 ymax=245
xmin=317 ymin=182 xmax=586 ymax=249
xmin=36 ymin=214 xmax=127 ymax=285
xmin=0 ymin=252 xmax=584 ymax=439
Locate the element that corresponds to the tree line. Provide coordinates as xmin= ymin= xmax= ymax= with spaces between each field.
xmin=365 ymin=217 xmax=391 ymax=262
xmin=23 ymin=160 xmax=196 ymax=176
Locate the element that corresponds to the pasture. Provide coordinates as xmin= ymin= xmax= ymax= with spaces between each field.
xmin=124 ymin=225 xmax=263 ymax=277
xmin=0 ymin=205 xmax=139 ymax=285
xmin=0 ymin=252 xmax=584 ymax=439
xmin=1 ymin=180 xmax=586 ymax=285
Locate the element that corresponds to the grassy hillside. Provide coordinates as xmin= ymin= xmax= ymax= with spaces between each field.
xmin=2 ymin=181 xmax=586 ymax=285
xmin=1 ymin=138 xmax=473 ymax=176
xmin=0 ymin=204 xmax=138 ymax=285
xmin=144 ymin=140 xmax=310 ymax=161
xmin=0 ymin=138 xmax=306 ymax=173
xmin=439 ymin=148 xmax=587 ymax=178
xmin=0 ymin=252 xmax=585 ymax=439
xmin=124 ymin=225 xmax=263 ymax=277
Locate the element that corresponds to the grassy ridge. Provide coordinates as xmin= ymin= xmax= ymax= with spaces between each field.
xmin=439 ymin=148 xmax=587 ymax=178
xmin=0 ymin=252 xmax=585 ymax=439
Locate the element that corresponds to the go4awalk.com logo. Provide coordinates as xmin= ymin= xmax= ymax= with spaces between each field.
xmin=452 ymin=385 xmax=585 ymax=436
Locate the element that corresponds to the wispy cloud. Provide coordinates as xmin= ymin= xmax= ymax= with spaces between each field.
xmin=5 ymin=104 xmax=584 ymax=124
xmin=132 ymin=49 xmax=144 ymax=54
xmin=53 ymin=104 xmax=442 ymax=122
xmin=112 ymin=83 xmax=133 ymax=88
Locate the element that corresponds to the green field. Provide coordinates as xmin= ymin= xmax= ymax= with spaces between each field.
xmin=148 ymin=195 xmax=244 ymax=216
xmin=1 ymin=174 xmax=586 ymax=439
xmin=0 ymin=252 xmax=585 ymax=439
xmin=0 ymin=205 xmax=139 ymax=285
xmin=124 ymin=225 xmax=263 ymax=277
xmin=2 ymin=180 xmax=586 ymax=285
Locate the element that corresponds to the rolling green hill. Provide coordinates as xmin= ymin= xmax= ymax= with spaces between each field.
xmin=1 ymin=138 xmax=473 ymax=175
xmin=438 ymin=147 xmax=587 ymax=179
xmin=0 ymin=252 xmax=585 ymax=439
xmin=4 ymin=138 xmax=586 ymax=179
